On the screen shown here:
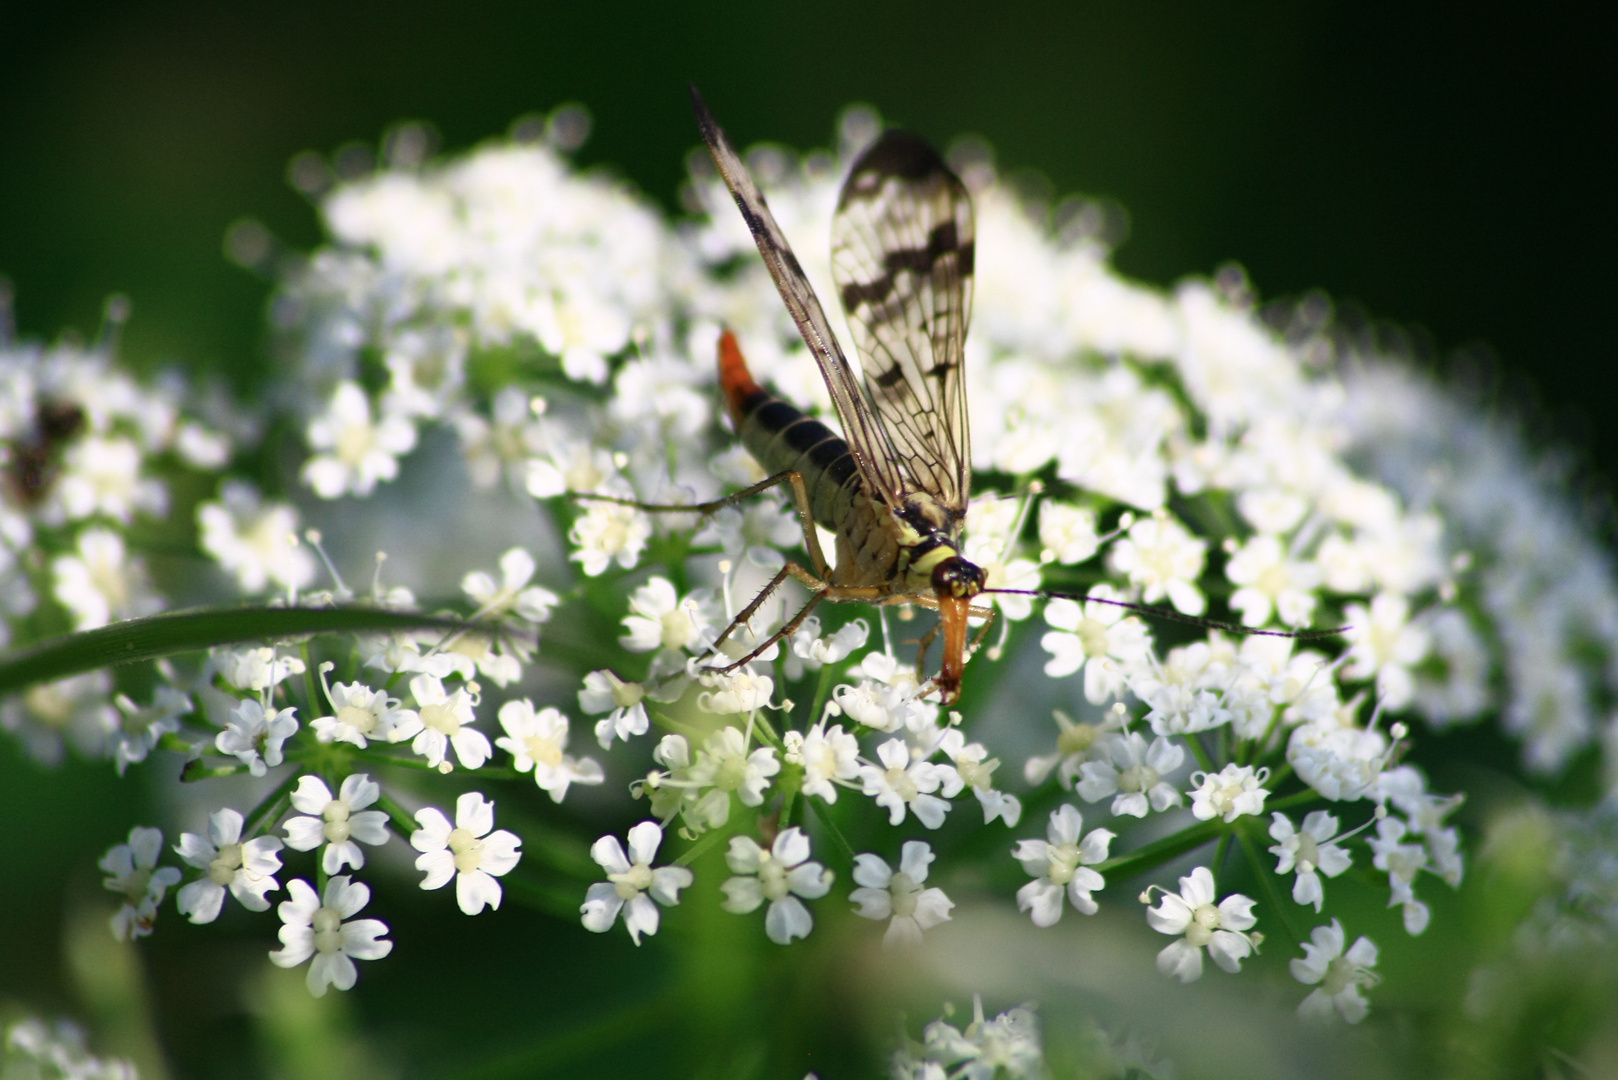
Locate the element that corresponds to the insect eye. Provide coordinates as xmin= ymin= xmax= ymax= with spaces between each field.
xmin=931 ymin=557 xmax=986 ymax=598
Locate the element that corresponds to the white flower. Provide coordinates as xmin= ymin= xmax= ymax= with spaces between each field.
xmin=1291 ymin=920 xmax=1380 ymax=1023
xmin=461 ymin=546 xmax=559 ymax=624
xmin=1022 ymin=706 xmax=1128 ymax=789
xmin=696 ymin=667 xmax=776 ymax=714
xmin=1287 ymin=718 xmax=1389 ymax=801
xmin=788 ymin=616 xmax=869 ymax=668
xmin=1039 ymin=588 xmax=1152 ymax=704
xmin=175 ymin=808 xmax=284 ymax=923
xmin=579 ymin=668 xmax=650 ymax=749
xmin=310 ymin=671 xmax=414 ymax=747
xmin=921 ymin=997 xmax=1045 ymax=1080
xmin=50 ymin=434 xmax=165 ymax=524
xmin=301 ymin=381 xmax=418 ymax=498
xmin=50 ymin=526 xmax=160 ymax=630
xmin=685 ymin=726 xmax=780 ymax=820
xmin=1368 ymin=815 xmax=1432 ymax=935
xmin=849 ymin=841 xmax=954 ymax=948
xmin=782 ymin=720 xmax=861 ymax=803
xmin=1268 ymin=811 xmax=1353 ymax=912
xmin=215 ymin=698 xmax=299 ymax=778
xmin=411 ymin=791 xmax=523 ymax=915
xmin=1074 ymin=731 xmax=1184 ymax=818
xmin=568 ymin=499 xmax=652 ymax=576
xmin=1146 ymin=866 xmax=1259 ymax=983
xmin=99 ymin=825 xmax=181 ymax=941
xmin=282 ymin=774 xmax=390 ymax=874
xmin=196 ymin=480 xmax=317 ymax=594
xmin=391 ymin=673 xmax=490 ymax=771
xmin=619 ymin=576 xmax=711 ymax=653
xmin=269 ymin=876 xmax=393 ymax=996
xmin=1013 ymin=805 xmax=1114 ymax=927
xmin=495 ymin=698 xmax=604 ymax=802
xmin=1039 ymin=501 xmax=1100 ymax=564
xmin=1341 ymin=592 xmax=1430 ymax=711
xmin=940 ymin=728 xmax=1021 ymax=826
xmin=858 ymin=737 xmax=959 ymax=829
xmin=1107 ymin=512 xmax=1208 ymax=616
xmin=1224 ymin=534 xmax=1322 ymax=628
xmin=108 ymin=685 xmax=189 ymax=775
xmin=215 ymin=646 xmax=306 ymax=692
xmin=580 ymin=821 xmax=693 ymax=944
xmin=719 ymin=827 xmax=834 ymax=945
xmin=1188 ymin=763 xmax=1271 ymax=823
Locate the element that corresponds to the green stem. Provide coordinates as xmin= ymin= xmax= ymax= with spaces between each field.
xmin=1094 ymin=817 xmax=1223 ymax=879
xmin=241 ymin=768 xmax=306 ymax=839
xmin=806 ymin=796 xmax=855 ymax=865
xmin=1236 ymin=824 xmax=1304 ymax=951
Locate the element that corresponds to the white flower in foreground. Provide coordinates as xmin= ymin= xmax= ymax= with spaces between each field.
xmin=1074 ymin=731 xmax=1184 ymax=818
xmin=783 ymin=720 xmax=861 ymax=803
xmin=175 ymin=808 xmax=284 ymax=923
xmin=719 ymin=827 xmax=834 ymax=945
xmin=684 ymin=726 xmax=779 ymax=822
xmin=392 ymin=673 xmax=489 ymax=772
xmin=1188 ymin=763 xmax=1270 ymax=823
xmin=461 ymin=546 xmax=560 ymax=624
xmin=788 ymin=615 xmax=869 ymax=669
xmin=697 ymin=666 xmax=776 ymax=714
xmin=1039 ymin=501 xmax=1100 ymax=564
xmin=619 ymin=576 xmax=710 ymax=653
xmin=215 ymin=645 xmax=305 ymax=692
xmin=311 ymin=671 xmax=414 ymax=748
xmin=1014 ymin=805 xmax=1114 ymax=927
xmin=1291 ymin=919 xmax=1380 ymax=1023
xmin=859 ymin=737 xmax=959 ymax=829
xmin=581 ymin=820 xmax=693 ymax=945
xmin=215 ymin=698 xmax=299 ymax=777
xmin=579 ymin=669 xmax=649 ymax=749
xmin=196 ymin=480 xmax=317 ymax=594
xmin=99 ymin=825 xmax=181 ymax=941
xmin=269 ymin=876 xmax=393 ymax=996
xmin=411 ymin=791 xmax=523 ymax=915
xmin=495 ymin=698 xmax=604 ymax=802
xmin=1107 ymin=512 xmax=1208 ymax=616
xmin=282 ymin=774 xmax=390 ymax=874
xmin=1269 ymin=810 xmax=1353 ymax=912
xmin=300 ymin=380 xmax=418 ymax=498
xmin=1022 ymin=705 xmax=1128 ymax=789
xmin=1146 ymin=866 xmax=1258 ymax=983
xmin=849 ymin=841 xmax=954 ymax=947
xmin=568 ymin=498 xmax=652 ymax=576
xmin=940 ymin=728 xmax=1021 ymax=826
xmin=1039 ymin=588 xmax=1152 ymax=705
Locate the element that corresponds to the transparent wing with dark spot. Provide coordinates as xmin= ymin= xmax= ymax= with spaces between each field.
xmin=831 ymin=130 xmax=975 ymax=514
xmin=690 ymin=87 xmax=905 ymax=507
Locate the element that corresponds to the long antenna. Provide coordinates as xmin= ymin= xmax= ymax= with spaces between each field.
xmin=978 ymin=587 xmax=1350 ymax=640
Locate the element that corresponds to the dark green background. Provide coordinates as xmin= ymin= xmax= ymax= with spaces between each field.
xmin=2 ymin=1 xmax=1614 ymax=480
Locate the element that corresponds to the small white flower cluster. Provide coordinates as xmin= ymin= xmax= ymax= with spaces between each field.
xmin=892 ymin=996 xmax=1045 ymax=1080
xmin=4 ymin=1017 xmax=137 ymax=1080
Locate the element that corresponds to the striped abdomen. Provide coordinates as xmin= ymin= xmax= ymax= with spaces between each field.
xmin=718 ymin=331 xmax=863 ymax=533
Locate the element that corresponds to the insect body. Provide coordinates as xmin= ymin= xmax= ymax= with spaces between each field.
xmin=691 ymin=88 xmax=990 ymax=704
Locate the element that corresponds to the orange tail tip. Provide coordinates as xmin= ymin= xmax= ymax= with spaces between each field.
xmin=717 ymin=328 xmax=763 ymax=426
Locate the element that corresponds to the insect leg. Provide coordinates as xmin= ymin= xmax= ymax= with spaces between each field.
xmin=575 ymin=468 xmax=833 ymax=579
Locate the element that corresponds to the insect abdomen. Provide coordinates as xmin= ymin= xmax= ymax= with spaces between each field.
xmin=718 ymin=330 xmax=861 ymax=531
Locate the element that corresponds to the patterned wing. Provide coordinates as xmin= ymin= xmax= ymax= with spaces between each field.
xmin=832 ymin=131 xmax=975 ymax=515
xmin=690 ymin=87 xmax=906 ymax=507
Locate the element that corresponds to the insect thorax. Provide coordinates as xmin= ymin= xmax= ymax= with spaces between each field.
xmin=891 ymin=495 xmax=985 ymax=599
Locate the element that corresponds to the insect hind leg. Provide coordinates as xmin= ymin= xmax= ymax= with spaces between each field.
xmin=575 ymin=468 xmax=833 ymax=579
